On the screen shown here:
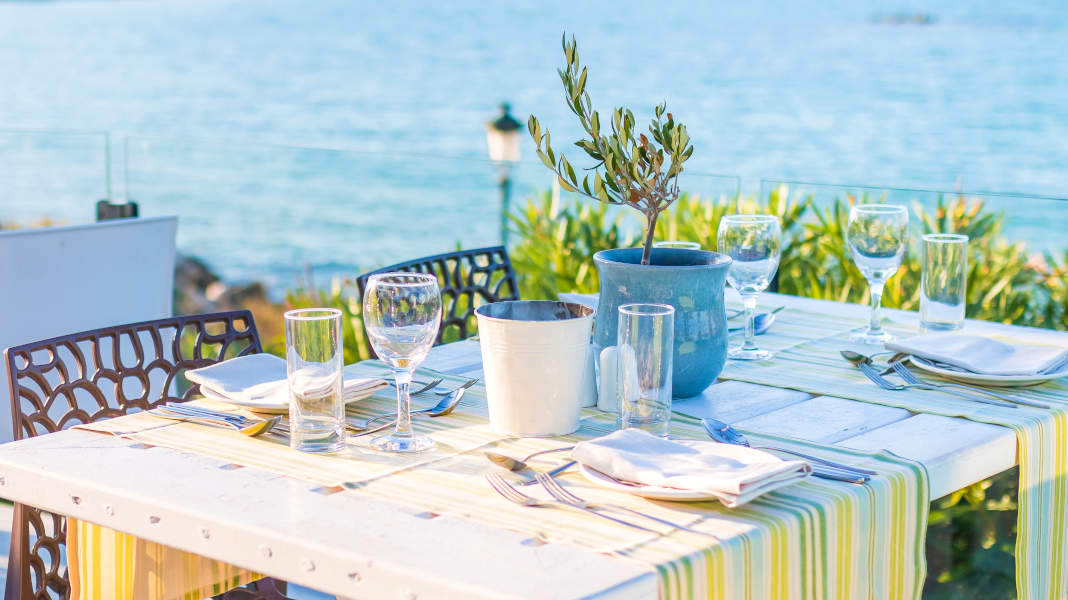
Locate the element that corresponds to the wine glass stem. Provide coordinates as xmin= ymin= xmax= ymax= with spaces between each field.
xmin=392 ymin=368 xmax=414 ymax=438
xmin=868 ymin=280 xmax=885 ymax=334
xmin=742 ymin=294 xmax=759 ymax=351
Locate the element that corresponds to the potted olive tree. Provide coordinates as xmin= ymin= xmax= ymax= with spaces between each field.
xmin=528 ymin=36 xmax=733 ymax=396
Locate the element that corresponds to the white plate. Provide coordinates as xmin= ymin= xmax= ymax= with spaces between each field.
xmin=577 ymin=464 xmax=723 ymax=503
xmin=198 ymin=386 xmax=380 ymax=414
xmin=910 ymin=355 xmax=1068 ymax=388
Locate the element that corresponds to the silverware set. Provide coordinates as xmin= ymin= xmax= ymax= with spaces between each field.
xmin=486 ymin=472 xmax=717 ymax=537
xmin=701 ymin=418 xmax=874 ymax=483
xmin=149 ymin=377 xmax=479 ymax=438
xmin=151 ymin=404 xmax=283 ymax=437
xmin=840 ymin=350 xmax=1049 ymax=409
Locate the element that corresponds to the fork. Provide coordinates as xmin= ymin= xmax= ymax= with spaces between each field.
xmin=535 ymin=473 xmax=719 ymax=538
xmin=889 ymin=361 xmax=1050 ymax=409
xmin=855 ymin=361 xmax=1017 ymax=408
xmin=432 ymin=378 xmax=480 ymax=396
xmin=485 ymin=474 xmax=659 ymax=533
xmin=387 ymin=378 xmax=443 ymax=395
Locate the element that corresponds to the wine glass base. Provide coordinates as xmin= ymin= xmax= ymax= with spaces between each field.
xmin=728 ymin=347 xmax=774 ymax=361
xmin=371 ymin=432 xmax=435 ymax=453
xmin=851 ymin=329 xmax=894 ymax=345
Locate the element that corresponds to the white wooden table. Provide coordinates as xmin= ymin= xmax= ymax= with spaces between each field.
xmin=0 ymin=293 xmax=1053 ymax=598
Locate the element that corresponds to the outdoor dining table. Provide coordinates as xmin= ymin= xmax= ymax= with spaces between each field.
xmin=0 ymin=291 xmax=1065 ymax=599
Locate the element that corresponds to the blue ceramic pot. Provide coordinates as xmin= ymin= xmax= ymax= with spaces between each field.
xmin=593 ymin=247 xmax=733 ymax=398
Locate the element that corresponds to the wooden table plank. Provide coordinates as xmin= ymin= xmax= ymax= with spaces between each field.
xmin=672 ymin=381 xmax=813 ymax=424
xmin=838 ymin=413 xmax=1018 ymax=498
xmin=734 ymin=395 xmax=912 ymax=444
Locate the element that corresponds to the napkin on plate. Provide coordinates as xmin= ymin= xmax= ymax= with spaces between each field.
xmin=571 ymin=429 xmax=810 ymax=508
xmin=185 ymin=354 xmax=388 ymax=407
xmin=887 ymin=333 xmax=1068 ymax=376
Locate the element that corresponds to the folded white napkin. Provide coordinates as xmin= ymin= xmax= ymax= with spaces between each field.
xmin=571 ymin=429 xmax=810 ymax=508
xmin=887 ymin=333 xmax=1068 ymax=376
xmin=186 ymin=354 xmax=388 ymax=407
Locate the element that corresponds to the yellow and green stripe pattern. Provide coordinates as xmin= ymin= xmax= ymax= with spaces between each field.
xmin=67 ymin=518 xmax=264 ymax=599
xmin=71 ymin=367 xmax=929 ymax=599
xmin=719 ymin=306 xmax=1068 ymax=599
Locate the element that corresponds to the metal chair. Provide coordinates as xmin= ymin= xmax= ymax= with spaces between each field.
xmin=3 ymin=310 xmax=288 ymax=600
xmin=355 ymin=246 xmax=519 ymax=353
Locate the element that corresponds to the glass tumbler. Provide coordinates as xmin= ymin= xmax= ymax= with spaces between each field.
xmin=920 ymin=233 xmax=969 ymax=332
xmin=284 ymin=308 xmax=344 ymax=453
xmin=617 ymin=303 xmax=674 ymax=437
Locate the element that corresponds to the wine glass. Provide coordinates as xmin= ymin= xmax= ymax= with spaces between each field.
xmin=362 ymin=272 xmax=442 ymax=452
xmin=717 ymin=214 xmax=781 ymax=361
xmin=846 ymin=204 xmax=909 ymax=344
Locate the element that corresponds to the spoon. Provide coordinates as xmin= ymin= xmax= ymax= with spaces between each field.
xmin=727 ymin=305 xmax=785 ymax=335
xmin=701 ymin=417 xmax=876 ymax=479
xmin=151 ymin=407 xmax=282 ymax=437
xmin=349 ymin=385 xmax=468 ymax=437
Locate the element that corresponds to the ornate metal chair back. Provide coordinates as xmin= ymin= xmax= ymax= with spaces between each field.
xmin=3 ymin=311 xmax=286 ymax=599
xmin=355 ymin=245 xmax=519 ymax=355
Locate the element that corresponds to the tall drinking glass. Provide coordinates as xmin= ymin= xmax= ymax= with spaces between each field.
xmin=285 ymin=308 xmax=344 ymax=453
xmin=717 ymin=214 xmax=781 ymax=361
xmin=617 ymin=303 xmax=674 ymax=437
xmin=362 ymin=272 xmax=442 ymax=453
xmin=846 ymin=204 xmax=909 ymax=344
xmin=921 ymin=233 xmax=969 ymax=332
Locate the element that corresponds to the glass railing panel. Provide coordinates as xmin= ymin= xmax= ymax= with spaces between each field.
xmin=0 ymin=129 xmax=111 ymax=226
xmin=758 ymin=178 xmax=1068 ymax=329
xmin=124 ymin=138 xmax=556 ymax=295
xmin=760 ymin=178 xmax=1068 ymax=255
xmin=125 ymin=136 xmax=740 ymax=297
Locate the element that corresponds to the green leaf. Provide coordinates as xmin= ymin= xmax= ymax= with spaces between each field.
xmin=536 ymin=149 xmax=555 ymax=170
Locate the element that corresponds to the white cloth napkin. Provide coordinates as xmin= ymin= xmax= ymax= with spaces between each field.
xmin=571 ymin=429 xmax=810 ymax=508
xmin=887 ymin=333 xmax=1068 ymax=376
xmin=186 ymin=354 xmax=388 ymax=407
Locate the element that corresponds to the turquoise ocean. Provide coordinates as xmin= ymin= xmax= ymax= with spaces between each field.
xmin=1 ymin=0 xmax=1066 ymax=295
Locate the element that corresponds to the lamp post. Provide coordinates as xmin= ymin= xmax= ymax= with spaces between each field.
xmin=485 ymin=103 xmax=521 ymax=246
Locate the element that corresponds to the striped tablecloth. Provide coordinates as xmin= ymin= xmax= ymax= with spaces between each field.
xmin=70 ymin=365 xmax=929 ymax=600
xmin=715 ymin=304 xmax=1068 ymax=600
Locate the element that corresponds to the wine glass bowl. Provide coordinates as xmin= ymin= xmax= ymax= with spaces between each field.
xmin=362 ymin=272 xmax=442 ymax=452
xmin=846 ymin=204 xmax=909 ymax=344
xmin=717 ymin=214 xmax=782 ymax=361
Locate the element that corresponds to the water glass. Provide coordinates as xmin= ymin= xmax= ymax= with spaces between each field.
xmin=653 ymin=240 xmax=701 ymax=249
xmin=717 ymin=214 xmax=781 ymax=361
xmin=921 ymin=233 xmax=968 ymax=332
xmin=285 ymin=308 xmax=344 ymax=453
xmin=617 ymin=303 xmax=674 ymax=437
xmin=846 ymin=204 xmax=909 ymax=344
xmin=362 ymin=272 xmax=442 ymax=453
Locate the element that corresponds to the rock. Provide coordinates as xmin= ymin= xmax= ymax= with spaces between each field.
xmin=173 ymin=254 xmax=274 ymax=315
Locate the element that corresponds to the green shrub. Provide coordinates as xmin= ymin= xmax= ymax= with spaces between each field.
xmin=509 ymin=186 xmax=1065 ymax=332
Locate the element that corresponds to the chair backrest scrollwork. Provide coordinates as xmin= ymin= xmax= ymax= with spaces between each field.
xmin=355 ymin=246 xmax=519 ymax=353
xmin=3 ymin=310 xmax=261 ymax=599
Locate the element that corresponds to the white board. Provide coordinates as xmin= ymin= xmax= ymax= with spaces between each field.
xmin=0 ymin=216 xmax=177 ymax=442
